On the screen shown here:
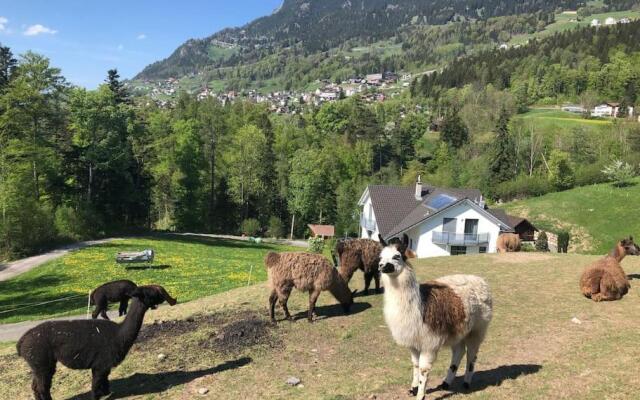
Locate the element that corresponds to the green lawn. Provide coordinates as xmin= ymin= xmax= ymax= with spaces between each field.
xmin=0 ymin=236 xmax=298 ymax=324
xmin=3 ymin=252 xmax=640 ymax=399
xmin=502 ymin=178 xmax=640 ymax=254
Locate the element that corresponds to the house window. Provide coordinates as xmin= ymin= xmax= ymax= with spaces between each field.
xmin=410 ymin=238 xmax=414 ymax=250
xmin=443 ymin=218 xmax=457 ymax=233
xmin=451 ymin=246 xmax=467 ymax=256
xmin=479 ymin=246 xmax=487 ymax=254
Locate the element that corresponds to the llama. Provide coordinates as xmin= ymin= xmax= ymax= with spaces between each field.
xmin=335 ymin=238 xmax=383 ymax=294
xmin=496 ymin=233 xmax=521 ymax=253
xmin=580 ymin=236 xmax=639 ymax=302
xmin=378 ymin=234 xmax=492 ymax=400
xmin=17 ymin=285 xmax=177 ymax=400
xmin=90 ymin=279 xmax=138 ymax=320
xmin=264 ymin=252 xmax=353 ymax=323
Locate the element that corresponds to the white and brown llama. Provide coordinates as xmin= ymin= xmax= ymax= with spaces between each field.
xmin=378 ymin=234 xmax=493 ymax=400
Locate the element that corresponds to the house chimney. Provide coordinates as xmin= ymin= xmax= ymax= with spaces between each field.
xmin=415 ymin=175 xmax=423 ymax=201
xmin=479 ymin=195 xmax=486 ymax=209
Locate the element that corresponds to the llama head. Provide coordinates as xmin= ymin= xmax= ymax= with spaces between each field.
xmin=131 ymin=285 xmax=177 ymax=309
xmin=621 ymin=236 xmax=640 ymax=256
xmin=378 ymin=234 xmax=412 ymax=276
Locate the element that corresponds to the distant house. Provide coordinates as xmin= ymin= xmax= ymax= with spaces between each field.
xmin=308 ymin=224 xmax=335 ymax=239
xmin=605 ymin=17 xmax=617 ymax=25
xmin=620 ymin=17 xmax=631 ymax=24
xmin=499 ymin=43 xmax=509 ymax=50
xmin=591 ymin=103 xmax=634 ymax=118
xmin=366 ymin=73 xmax=383 ymax=85
xmin=358 ymin=177 xmax=522 ymax=258
xmin=591 ymin=19 xmax=600 ymax=27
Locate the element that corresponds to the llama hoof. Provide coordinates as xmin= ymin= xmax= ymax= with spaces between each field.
xmin=437 ymin=381 xmax=450 ymax=390
xmin=408 ymin=386 xmax=418 ymax=396
xmin=463 ymin=382 xmax=470 ymax=390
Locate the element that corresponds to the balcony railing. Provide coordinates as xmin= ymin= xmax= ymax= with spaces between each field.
xmin=360 ymin=214 xmax=377 ymax=232
xmin=432 ymin=231 xmax=490 ymax=246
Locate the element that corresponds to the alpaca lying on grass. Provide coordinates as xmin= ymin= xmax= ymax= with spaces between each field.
xmin=496 ymin=233 xmax=521 ymax=253
xmin=580 ymin=236 xmax=639 ymax=302
xmin=378 ymin=234 xmax=492 ymax=400
xmin=17 ymin=285 xmax=177 ymax=400
xmin=90 ymin=279 xmax=138 ymax=320
xmin=335 ymin=238 xmax=383 ymax=294
xmin=264 ymin=252 xmax=353 ymax=323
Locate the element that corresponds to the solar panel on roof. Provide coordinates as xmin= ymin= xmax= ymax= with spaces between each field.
xmin=427 ymin=194 xmax=457 ymax=210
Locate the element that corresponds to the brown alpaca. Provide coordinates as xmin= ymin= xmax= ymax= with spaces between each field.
xmin=496 ymin=233 xmax=521 ymax=253
xmin=335 ymin=238 xmax=383 ymax=294
xmin=264 ymin=252 xmax=353 ymax=323
xmin=580 ymin=237 xmax=639 ymax=302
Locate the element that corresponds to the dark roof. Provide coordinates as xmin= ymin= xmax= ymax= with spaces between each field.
xmin=368 ymin=185 xmax=421 ymax=237
xmin=368 ymin=184 xmax=484 ymax=238
xmin=487 ymin=209 xmax=537 ymax=231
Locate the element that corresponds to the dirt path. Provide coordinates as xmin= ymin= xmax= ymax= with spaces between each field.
xmin=175 ymin=232 xmax=309 ymax=248
xmin=0 ymin=239 xmax=115 ymax=282
xmin=0 ymin=310 xmax=122 ymax=342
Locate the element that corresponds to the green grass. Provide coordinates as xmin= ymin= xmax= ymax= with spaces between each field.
xmin=509 ymin=10 xmax=640 ymax=45
xmin=3 ymin=252 xmax=640 ymax=399
xmin=502 ymin=178 xmax=640 ymax=254
xmin=517 ymin=109 xmax=612 ymax=126
xmin=0 ymin=236 xmax=298 ymax=324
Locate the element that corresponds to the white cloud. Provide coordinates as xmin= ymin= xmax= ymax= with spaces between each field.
xmin=24 ymin=24 xmax=58 ymax=36
xmin=136 ymin=33 xmax=146 ymax=40
xmin=0 ymin=17 xmax=8 ymax=31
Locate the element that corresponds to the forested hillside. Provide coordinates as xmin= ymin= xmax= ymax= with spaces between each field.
xmin=136 ymin=0 xmax=582 ymax=81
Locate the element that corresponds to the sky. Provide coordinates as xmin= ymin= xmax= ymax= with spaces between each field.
xmin=0 ymin=0 xmax=283 ymax=88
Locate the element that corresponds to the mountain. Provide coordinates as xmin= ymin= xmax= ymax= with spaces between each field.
xmin=135 ymin=0 xmax=582 ymax=81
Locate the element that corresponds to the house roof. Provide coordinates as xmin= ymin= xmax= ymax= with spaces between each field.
xmin=365 ymin=184 xmax=502 ymax=239
xmin=487 ymin=209 xmax=537 ymax=231
xmin=308 ymin=224 xmax=335 ymax=237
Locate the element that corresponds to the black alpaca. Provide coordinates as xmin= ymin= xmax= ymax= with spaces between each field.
xmin=90 ymin=280 xmax=138 ymax=320
xmin=17 ymin=285 xmax=177 ymax=400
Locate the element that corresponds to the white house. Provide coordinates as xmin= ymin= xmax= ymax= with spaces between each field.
xmin=605 ymin=17 xmax=617 ymax=25
xmin=591 ymin=19 xmax=600 ymax=27
xmin=591 ymin=103 xmax=634 ymax=118
xmin=358 ymin=178 xmax=517 ymax=258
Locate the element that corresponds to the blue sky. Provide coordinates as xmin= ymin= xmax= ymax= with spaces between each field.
xmin=0 ymin=0 xmax=283 ymax=88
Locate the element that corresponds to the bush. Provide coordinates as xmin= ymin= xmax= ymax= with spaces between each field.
xmin=557 ymin=230 xmax=570 ymax=253
xmin=55 ymin=204 xmax=104 ymax=241
xmin=266 ymin=216 xmax=284 ymax=238
xmin=548 ymin=150 xmax=575 ymax=191
xmin=0 ymin=200 xmax=57 ymax=258
xmin=535 ymin=231 xmax=549 ymax=252
xmin=241 ymin=218 xmax=261 ymax=237
xmin=601 ymin=160 xmax=637 ymax=187
xmin=308 ymin=236 xmax=325 ymax=254
xmin=494 ymin=174 xmax=552 ymax=201
xmin=574 ymin=163 xmax=607 ymax=187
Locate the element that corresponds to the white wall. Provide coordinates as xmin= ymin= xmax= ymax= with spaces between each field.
xmin=404 ymin=202 xmax=501 ymax=258
xmin=359 ymin=193 xmax=380 ymax=240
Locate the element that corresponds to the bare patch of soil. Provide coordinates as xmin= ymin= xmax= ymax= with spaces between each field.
xmin=199 ymin=313 xmax=280 ymax=354
xmin=137 ymin=314 xmax=222 ymax=343
xmin=488 ymin=253 xmax=554 ymax=264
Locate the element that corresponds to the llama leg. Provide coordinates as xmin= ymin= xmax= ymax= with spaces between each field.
xmin=442 ymin=343 xmax=466 ymax=389
xmin=91 ymin=368 xmax=111 ymax=399
xmin=119 ymin=299 xmax=128 ymax=316
xmin=308 ymin=289 xmax=321 ymax=322
xmin=409 ymin=348 xmax=420 ymax=396
xmin=416 ymin=351 xmax=437 ymax=400
xmin=269 ymin=289 xmax=278 ymax=323
xmin=31 ymin=362 xmax=55 ymax=400
xmin=278 ymin=286 xmax=293 ymax=321
xmin=373 ymin=271 xmax=381 ymax=293
xmin=463 ymin=333 xmax=485 ymax=390
xmin=364 ymin=272 xmax=373 ymax=294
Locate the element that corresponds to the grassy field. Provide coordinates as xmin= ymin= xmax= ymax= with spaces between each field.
xmin=2 ymin=252 xmax=640 ymax=399
xmin=0 ymin=236 xmax=298 ymax=324
xmin=502 ymin=178 xmax=640 ymax=254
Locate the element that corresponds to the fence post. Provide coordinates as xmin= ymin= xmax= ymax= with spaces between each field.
xmin=86 ymin=290 xmax=92 ymax=319
xmin=247 ymin=264 xmax=254 ymax=286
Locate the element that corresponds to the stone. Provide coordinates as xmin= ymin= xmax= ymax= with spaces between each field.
xmin=286 ymin=377 xmax=301 ymax=386
xmin=198 ymin=388 xmax=209 ymax=395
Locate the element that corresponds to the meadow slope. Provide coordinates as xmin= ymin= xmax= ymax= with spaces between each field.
xmin=2 ymin=253 xmax=640 ymax=399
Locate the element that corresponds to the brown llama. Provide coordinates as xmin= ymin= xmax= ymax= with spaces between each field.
xmin=580 ymin=237 xmax=639 ymax=302
xmin=335 ymin=238 xmax=383 ymax=294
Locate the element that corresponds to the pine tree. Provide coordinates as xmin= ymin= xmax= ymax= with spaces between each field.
xmin=489 ymin=108 xmax=516 ymax=185
xmin=0 ymin=45 xmax=17 ymax=91
xmin=440 ymin=108 xmax=468 ymax=149
xmin=105 ymin=69 xmax=130 ymax=104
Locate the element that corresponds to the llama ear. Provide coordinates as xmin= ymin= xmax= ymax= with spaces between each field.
xmin=378 ymin=234 xmax=387 ymax=247
xmin=396 ymin=234 xmax=408 ymax=254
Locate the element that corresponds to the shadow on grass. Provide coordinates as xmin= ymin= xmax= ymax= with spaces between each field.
xmin=291 ymin=301 xmax=372 ymax=321
xmin=124 ymin=265 xmax=171 ymax=271
xmin=354 ymin=288 xmax=384 ymax=298
xmin=428 ymin=364 xmax=542 ymax=399
xmin=154 ymin=234 xmax=279 ymax=251
xmin=627 ymin=274 xmax=640 ymax=280
xmin=64 ymin=357 xmax=252 ymax=400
